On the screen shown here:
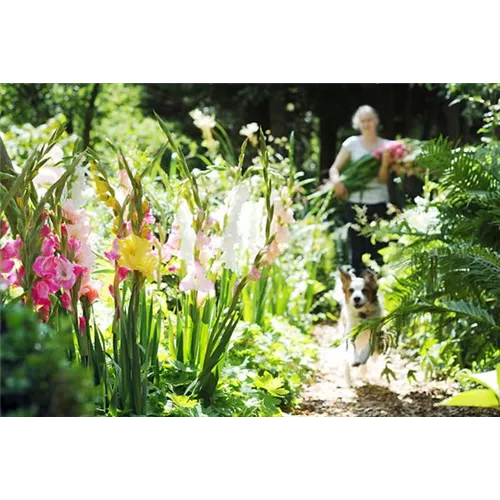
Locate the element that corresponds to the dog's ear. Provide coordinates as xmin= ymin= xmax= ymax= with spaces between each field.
xmin=339 ymin=269 xmax=352 ymax=288
xmin=362 ymin=269 xmax=378 ymax=288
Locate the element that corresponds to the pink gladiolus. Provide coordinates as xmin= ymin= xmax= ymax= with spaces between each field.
xmin=232 ymin=280 xmax=241 ymax=297
xmin=6 ymin=272 xmax=18 ymax=286
xmin=118 ymin=169 xmax=132 ymax=193
xmin=67 ymin=237 xmax=81 ymax=255
xmin=38 ymin=304 xmax=50 ymax=322
xmin=274 ymin=224 xmax=290 ymax=246
xmin=66 ymin=220 xmax=91 ymax=242
xmin=79 ymin=316 xmax=86 ymax=335
xmin=121 ymin=221 xmax=132 ymax=236
xmin=203 ymin=215 xmax=216 ymax=230
xmin=33 ymin=255 xmax=57 ymax=278
xmin=3 ymin=267 xmax=21 ymax=287
xmin=166 ymin=226 xmax=180 ymax=252
xmin=41 ymin=224 xmax=51 ymax=238
xmin=1 ymin=220 xmax=8 ymax=237
xmin=274 ymin=200 xmax=294 ymax=226
xmin=168 ymin=264 xmax=180 ymax=273
xmin=62 ymin=199 xmax=84 ymax=224
xmin=41 ymin=233 xmax=60 ymax=256
xmin=73 ymin=264 xmax=87 ymax=277
xmin=81 ymin=280 xmax=101 ymax=304
xmin=108 ymin=284 xmax=115 ymax=298
xmin=143 ymin=206 xmax=156 ymax=225
xmin=0 ymin=258 xmax=14 ymax=274
xmin=104 ymin=249 xmax=119 ymax=262
xmin=179 ymin=260 xmax=214 ymax=294
xmin=161 ymin=226 xmax=181 ymax=263
xmin=195 ymin=230 xmax=211 ymax=249
xmin=13 ymin=266 xmax=26 ymax=286
xmin=117 ymin=266 xmax=130 ymax=282
xmin=74 ymin=247 xmax=93 ymax=282
xmin=11 ymin=266 xmax=25 ymax=287
xmin=31 ymin=280 xmax=52 ymax=307
xmin=262 ymin=240 xmax=281 ymax=265
xmin=61 ymin=224 xmax=68 ymax=238
xmin=104 ymin=238 xmax=121 ymax=262
xmin=53 ymin=256 xmax=77 ymax=290
xmin=1 ymin=236 xmax=22 ymax=260
xmin=60 ymin=292 xmax=72 ymax=311
xmin=249 ymin=266 xmax=261 ymax=281
xmin=161 ymin=244 xmax=173 ymax=263
xmin=196 ymin=230 xmax=217 ymax=267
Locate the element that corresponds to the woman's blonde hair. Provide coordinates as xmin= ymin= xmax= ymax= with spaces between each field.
xmin=352 ymin=105 xmax=379 ymax=130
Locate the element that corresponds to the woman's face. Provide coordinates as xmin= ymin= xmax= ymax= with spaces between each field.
xmin=358 ymin=112 xmax=378 ymax=135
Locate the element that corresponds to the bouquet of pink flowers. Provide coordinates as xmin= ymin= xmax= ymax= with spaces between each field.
xmin=374 ymin=139 xmax=424 ymax=177
xmin=374 ymin=140 xmax=409 ymax=162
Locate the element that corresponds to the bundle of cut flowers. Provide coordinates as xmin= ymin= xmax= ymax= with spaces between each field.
xmin=340 ymin=138 xmax=424 ymax=194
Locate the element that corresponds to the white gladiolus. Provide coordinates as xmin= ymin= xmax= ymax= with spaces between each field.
xmin=414 ymin=196 xmax=428 ymax=207
xmin=68 ymin=165 xmax=88 ymax=208
xmin=33 ymin=145 xmax=65 ymax=185
xmin=220 ymin=182 xmax=250 ymax=272
xmin=239 ymin=198 xmax=266 ymax=264
xmin=176 ymin=198 xmax=197 ymax=263
xmin=32 ymin=145 xmax=65 ymax=196
xmin=190 ymin=109 xmax=216 ymax=131
xmin=239 ymin=122 xmax=259 ymax=137
xmin=406 ymin=206 xmax=440 ymax=234
xmin=402 ymin=147 xmax=422 ymax=163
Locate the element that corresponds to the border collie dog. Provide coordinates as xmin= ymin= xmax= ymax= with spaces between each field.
xmin=338 ymin=268 xmax=382 ymax=387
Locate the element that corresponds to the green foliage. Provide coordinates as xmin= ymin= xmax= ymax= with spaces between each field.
xmin=187 ymin=318 xmax=316 ymax=416
xmin=0 ymin=84 xmax=94 ymax=132
xmin=0 ymin=300 xmax=95 ymax=417
xmin=445 ymin=83 xmax=500 ymax=137
xmin=363 ymin=135 xmax=500 ymax=379
xmin=0 ymin=94 xmax=325 ymax=417
xmin=439 ymin=364 xmax=500 ymax=409
xmin=159 ymin=318 xmax=317 ymax=417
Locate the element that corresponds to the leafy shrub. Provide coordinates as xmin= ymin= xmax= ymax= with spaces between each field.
xmin=0 ymin=300 xmax=95 ymax=417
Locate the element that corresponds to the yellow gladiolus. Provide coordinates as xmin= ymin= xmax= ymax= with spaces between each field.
xmin=118 ymin=233 xmax=158 ymax=278
xmin=94 ymin=178 xmax=110 ymax=199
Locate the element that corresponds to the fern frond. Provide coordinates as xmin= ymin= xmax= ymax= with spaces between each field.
xmin=439 ymin=300 xmax=498 ymax=327
xmin=417 ymin=135 xmax=452 ymax=174
xmin=434 ymin=244 xmax=500 ymax=297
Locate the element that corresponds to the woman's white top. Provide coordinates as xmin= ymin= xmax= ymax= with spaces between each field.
xmin=342 ymin=135 xmax=390 ymax=205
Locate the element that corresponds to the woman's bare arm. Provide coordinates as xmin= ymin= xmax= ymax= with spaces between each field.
xmin=329 ymin=147 xmax=350 ymax=183
xmin=377 ymin=148 xmax=392 ymax=183
xmin=329 ymin=147 xmax=350 ymax=199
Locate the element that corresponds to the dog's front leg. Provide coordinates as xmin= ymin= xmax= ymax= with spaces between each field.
xmin=359 ymin=363 xmax=368 ymax=384
xmin=344 ymin=361 xmax=352 ymax=388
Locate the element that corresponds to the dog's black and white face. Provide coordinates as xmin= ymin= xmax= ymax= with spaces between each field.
xmin=340 ymin=269 xmax=378 ymax=311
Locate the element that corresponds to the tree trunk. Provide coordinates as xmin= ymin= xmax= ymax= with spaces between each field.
xmin=403 ymin=86 xmax=413 ymax=137
xmin=423 ymin=91 xmax=433 ymax=139
xmin=83 ymin=83 xmax=101 ymax=149
xmin=269 ymin=86 xmax=287 ymax=138
xmin=319 ymin=106 xmax=338 ymax=183
xmin=251 ymin=97 xmax=270 ymax=133
xmin=385 ymin=84 xmax=395 ymax=137
xmin=445 ymin=102 xmax=461 ymax=143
